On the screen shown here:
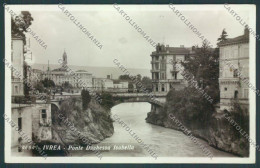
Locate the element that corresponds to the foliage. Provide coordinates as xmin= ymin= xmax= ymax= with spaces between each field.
xmin=100 ymin=92 xmax=115 ymax=110
xmin=166 ymin=87 xmax=214 ymax=129
xmin=141 ymin=76 xmax=152 ymax=92
xmin=12 ymin=11 xmax=34 ymax=43
xmin=62 ymin=81 xmax=73 ymax=89
xmin=227 ymin=100 xmax=249 ymax=139
xmin=81 ymin=89 xmax=91 ymax=110
xmin=41 ymin=78 xmax=55 ymax=88
xmin=119 ymin=75 xmax=132 ymax=81
xmin=181 ymin=41 xmax=220 ymax=103
xmin=217 ymin=29 xmax=228 ymax=43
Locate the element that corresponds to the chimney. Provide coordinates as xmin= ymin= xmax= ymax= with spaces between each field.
xmin=107 ymin=75 xmax=110 ymax=79
xmin=180 ymin=45 xmax=184 ymax=48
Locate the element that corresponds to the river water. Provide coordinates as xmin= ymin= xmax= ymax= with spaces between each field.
xmin=72 ymin=102 xmax=235 ymax=158
xmin=98 ymin=102 xmax=235 ymax=158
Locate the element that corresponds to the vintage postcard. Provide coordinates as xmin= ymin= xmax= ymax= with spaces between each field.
xmin=4 ymin=4 xmax=257 ymax=163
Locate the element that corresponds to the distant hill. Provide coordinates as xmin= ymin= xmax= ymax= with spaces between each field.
xmin=30 ymin=63 xmax=151 ymax=79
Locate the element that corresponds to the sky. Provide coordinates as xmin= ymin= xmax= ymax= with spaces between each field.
xmin=18 ymin=5 xmax=252 ymax=70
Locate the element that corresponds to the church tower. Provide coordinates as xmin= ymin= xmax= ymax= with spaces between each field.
xmin=62 ymin=50 xmax=68 ymax=67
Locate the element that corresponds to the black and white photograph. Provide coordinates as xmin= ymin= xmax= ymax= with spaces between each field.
xmin=3 ymin=4 xmax=257 ymax=164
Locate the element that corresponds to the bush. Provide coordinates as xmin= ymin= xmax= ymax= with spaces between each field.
xmin=165 ymin=87 xmax=214 ymax=129
xmin=81 ymin=89 xmax=91 ymax=110
xmin=100 ymin=92 xmax=115 ymax=110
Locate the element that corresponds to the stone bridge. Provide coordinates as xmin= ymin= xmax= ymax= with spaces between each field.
xmin=50 ymin=92 xmax=167 ymax=113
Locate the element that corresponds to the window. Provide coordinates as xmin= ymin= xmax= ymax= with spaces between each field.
xmin=42 ymin=109 xmax=47 ymax=119
xmin=161 ymin=84 xmax=165 ymax=92
xmin=18 ymin=117 xmax=22 ymax=131
xmin=155 ymin=63 xmax=159 ymax=70
xmin=156 ymin=84 xmax=158 ymax=92
xmin=173 ymin=72 xmax=178 ymax=80
xmin=15 ymin=86 xmax=18 ymax=94
xmin=224 ymin=87 xmax=227 ymax=91
xmin=234 ymin=91 xmax=238 ymax=99
xmin=161 ymin=73 xmax=165 ymax=80
xmin=161 ymin=63 xmax=166 ymax=70
xmin=233 ymin=69 xmax=239 ymax=78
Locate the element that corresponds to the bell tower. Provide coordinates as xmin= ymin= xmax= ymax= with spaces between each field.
xmin=62 ymin=50 xmax=67 ymax=67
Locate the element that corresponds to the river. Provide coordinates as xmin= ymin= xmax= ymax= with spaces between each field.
xmin=98 ymin=102 xmax=235 ymax=158
xmin=72 ymin=102 xmax=235 ymax=158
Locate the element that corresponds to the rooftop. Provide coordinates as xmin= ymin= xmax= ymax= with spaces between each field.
xmin=218 ymin=28 xmax=249 ymax=46
xmin=152 ymin=44 xmax=193 ymax=55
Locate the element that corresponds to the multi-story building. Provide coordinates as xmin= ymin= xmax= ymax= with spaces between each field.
xmin=92 ymin=77 xmax=114 ymax=92
xmin=112 ymin=80 xmax=129 ymax=92
xmin=41 ymin=51 xmax=93 ymax=88
xmin=218 ymin=28 xmax=249 ymax=112
xmin=11 ymin=103 xmax=52 ymax=150
xmin=11 ymin=35 xmax=25 ymax=98
xmin=151 ymin=44 xmax=194 ymax=93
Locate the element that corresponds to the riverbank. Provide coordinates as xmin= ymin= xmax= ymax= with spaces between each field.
xmin=71 ymin=102 xmax=235 ymax=157
xmin=146 ymin=106 xmax=249 ymax=157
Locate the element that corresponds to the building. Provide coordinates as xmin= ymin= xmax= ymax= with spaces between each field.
xmin=112 ymin=80 xmax=129 ymax=92
xmin=42 ymin=51 xmax=93 ymax=88
xmin=92 ymin=77 xmax=114 ymax=92
xmin=11 ymin=36 xmax=25 ymax=98
xmin=28 ymin=68 xmax=43 ymax=85
xmin=218 ymin=28 xmax=249 ymax=112
xmin=150 ymin=44 xmax=194 ymax=93
xmin=11 ymin=103 xmax=52 ymax=152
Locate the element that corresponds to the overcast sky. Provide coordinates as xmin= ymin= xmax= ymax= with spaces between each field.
xmin=20 ymin=5 xmax=252 ymax=69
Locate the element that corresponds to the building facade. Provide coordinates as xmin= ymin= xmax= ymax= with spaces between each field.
xmin=151 ymin=44 xmax=194 ymax=93
xmin=218 ymin=28 xmax=249 ymax=112
xmin=11 ymin=103 xmax=52 ymax=150
xmin=11 ymin=36 xmax=25 ymax=97
xmin=41 ymin=51 xmax=93 ymax=88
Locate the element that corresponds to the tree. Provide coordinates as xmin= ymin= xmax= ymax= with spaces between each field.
xmin=119 ymin=75 xmax=131 ymax=81
xmin=100 ymin=92 xmax=114 ymax=110
xmin=41 ymin=78 xmax=55 ymax=88
xmin=217 ymin=29 xmax=228 ymax=43
xmin=12 ymin=11 xmax=34 ymax=43
xmin=181 ymin=41 xmax=219 ymax=103
xmin=128 ymin=83 xmax=134 ymax=92
xmin=141 ymin=76 xmax=152 ymax=92
xmin=81 ymin=89 xmax=91 ymax=110
xmin=62 ymin=81 xmax=72 ymax=89
xmin=34 ymin=82 xmax=44 ymax=93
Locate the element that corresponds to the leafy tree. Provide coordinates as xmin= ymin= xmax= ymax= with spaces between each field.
xmin=181 ymin=41 xmax=219 ymax=103
xmin=141 ymin=76 xmax=152 ymax=92
xmin=100 ymin=92 xmax=114 ymax=110
xmin=34 ymin=82 xmax=44 ymax=93
xmin=81 ymin=89 xmax=91 ymax=110
xmin=128 ymin=83 xmax=134 ymax=92
xmin=62 ymin=81 xmax=72 ymax=89
xmin=41 ymin=78 xmax=55 ymax=88
xmin=217 ymin=29 xmax=228 ymax=43
xmin=119 ymin=75 xmax=131 ymax=81
xmin=12 ymin=11 xmax=34 ymax=43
